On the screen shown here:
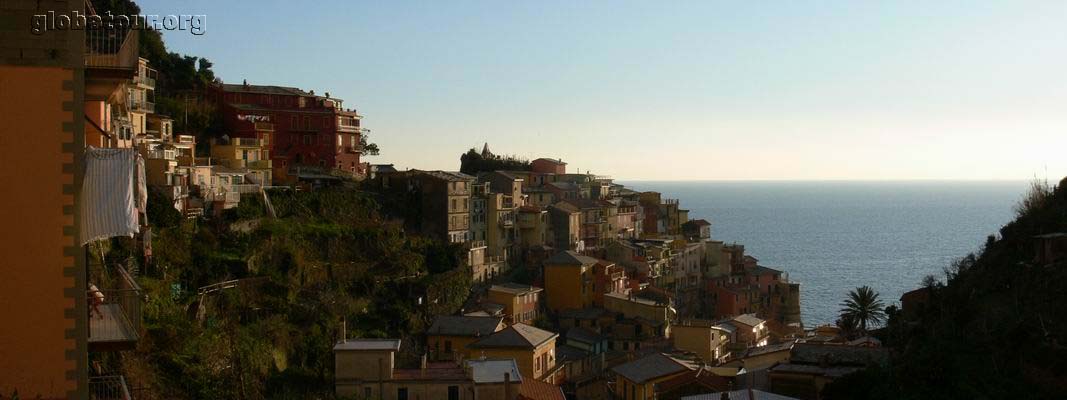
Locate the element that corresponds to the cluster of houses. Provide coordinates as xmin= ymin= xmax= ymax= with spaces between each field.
xmin=87 ymin=56 xmax=370 ymax=217
xmin=328 ymin=153 xmax=891 ymax=400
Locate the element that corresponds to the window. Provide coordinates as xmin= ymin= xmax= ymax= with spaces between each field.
xmin=397 ymin=388 xmax=408 ymax=400
xmin=291 ymin=115 xmax=297 ymax=128
xmin=444 ymin=340 xmax=452 ymax=353
xmin=364 ymin=388 xmax=372 ymax=398
xmin=448 ymin=386 xmax=459 ymax=400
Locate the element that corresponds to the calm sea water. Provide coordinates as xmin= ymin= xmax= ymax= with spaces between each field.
xmin=618 ymin=180 xmax=1028 ymax=326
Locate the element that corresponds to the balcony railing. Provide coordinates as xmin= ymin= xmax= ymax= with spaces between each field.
xmin=228 ymin=184 xmax=262 ymax=194
xmin=130 ymin=100 xmax=155 ymax=113
xmin=88 ymin=375 xmax=132 ymax=400
xmin=232 ymin=137 xmax=263 ymax=147
xmin=85 ymin=28 xmax=138 ymax=70
xmin=134 ymin=73 xmax=156 ymax=88
xmin=254 ymin=122 xmax=275 ymax=132
xmin=88 ymin=266 xmax=142 ymax=351
xmin=247 ymin=159 xmax=272 ymax=169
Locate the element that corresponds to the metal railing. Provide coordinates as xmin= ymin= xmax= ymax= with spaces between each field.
xmin=134 ymin=73 xmax=156 ymax=88
xmin=88 ymin=375 xmax=132 ymax=400
xmin=88 ymin=266 xmax=142 ymax=345
xmin=131 ymin=100 xmax=155 ymax=113
xmin=85 ymin=28 xmax=138 ymax=70
xmin=228 ymin=184 xmax=262 ymax=194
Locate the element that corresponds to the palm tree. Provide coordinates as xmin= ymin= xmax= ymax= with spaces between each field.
xmin=839 ymin=286 xmax=886 ymax=335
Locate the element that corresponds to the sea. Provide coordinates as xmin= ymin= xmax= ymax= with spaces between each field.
xmin=617 ymin=180 xmax=1029 ymax=327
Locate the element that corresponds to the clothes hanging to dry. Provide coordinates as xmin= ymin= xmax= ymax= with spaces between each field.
xmin=80 ymin=147 xmax=147 ymax=245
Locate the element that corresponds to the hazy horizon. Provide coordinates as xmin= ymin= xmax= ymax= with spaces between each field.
xmin=145 ymin=0 xmax=1067 ymax=180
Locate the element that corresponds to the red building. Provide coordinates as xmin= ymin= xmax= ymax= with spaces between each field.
xmin=531 ymin=157 xmax=567 ymax=174
xmin=216 ymin=82 xmax=364 ymax=183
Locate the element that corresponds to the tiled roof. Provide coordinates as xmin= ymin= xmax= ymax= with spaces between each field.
xmin=490 ymin=283 xmax=543 ymax=295
xmin=221 ymin=83 xmax=312 ymax=96
xmin=427 ymin=315 xmax=503 ymax=337
xmin=468 ymin=323 xmax=557 ymax=349
xmin=549 ymin=201 xmax=580 ymax=214
xmin=752 ymin=265 xmax=783 ymax=276
xmin=743 ymin=340 xmax=796 ymax=358
xmin=565 ymin=327 xmax=604 ymax=344
xmin=414 ymin=170 xmax=476 ymax=182
xmin=333 ymin=339 xmax=401 ymax=351
xmin=769 ymin=363 xmax=863 ymax=378
xmin=533 ymin=158 xmax=566 ymax=165
xmin=730 ymin=314 xmax=765 ymax=328
xmin=467 ymin=359 xmax=523 ymax=383
xmin=544 ymin=250 xmax=599 ymax=266
xmin=683 ymin=219 xmax=712 ymax=227
xmin=611 ymin=353 xmax=691 ymax=384
xmin=555 ymin=344 xmax=590 ymax=362
xmin=518 ymin=376 xmax=566 ymax=400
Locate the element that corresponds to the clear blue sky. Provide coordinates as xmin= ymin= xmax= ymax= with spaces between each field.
xmin=144 ymin=0 xmax=1067 ymax=180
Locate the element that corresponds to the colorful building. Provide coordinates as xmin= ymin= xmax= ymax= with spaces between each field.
xmin=488 ymin=283 xmax=544 ymax=325
xmin=467 ymin=323 xmax=560 ymax=383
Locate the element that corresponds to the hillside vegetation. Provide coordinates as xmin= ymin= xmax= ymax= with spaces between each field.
xmin=107 ymin=188 xmax=470 ymax=399
xmin=826 ymin=178 xmax=1067 ymax=399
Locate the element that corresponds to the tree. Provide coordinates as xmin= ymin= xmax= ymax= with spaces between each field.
xmin=839 ymin=286 xmax=886 ymax=335
xmin=360 ymin=130 xmax=380 ymax=156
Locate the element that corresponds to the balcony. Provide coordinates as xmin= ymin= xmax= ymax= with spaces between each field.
xmin=130 ymin=99 xmax=155 ymax=113
xmin=85 ymin=28 xmax=138 ymax=71
xmin=88 ymin=266 xmax=142 ymax=352
xmin=134 ymin=72 xmax=156 ymax=88
xmin=338 ymin=123 xmax=361 ymax=133
xmin=88 ymin=375 xmax=132 ymax=400
xmin=232 ymin=137 xmax=263 ymax=147
xmin=228 ymin=184 xmax=262 ymax=194
xmin=499 ymin=218 xmax=514 ymax=227
xmin=254 ymin=122 xmax=275 ymax=132
xmin=247 ymin=159 xmax=272 ymax=169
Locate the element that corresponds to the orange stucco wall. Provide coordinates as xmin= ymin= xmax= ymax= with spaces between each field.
xmin=0 ymin=65 xmax=78 ymax=398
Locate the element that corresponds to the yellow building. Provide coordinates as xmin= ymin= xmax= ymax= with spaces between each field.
xmin=210 ymin=136 xmax=273 ymax=185
xmin=543 ymin=251 xmax=600 ymax=313
xmin=672 ymin=320 xmax=732 ymax=365
xmin=611 ymin=353 xmax=704 ymax=400
xmin=488 ymin=283 xmax=543 ymax=325
xmin=602 ymin=293 xmax=675 ymax=337
xmin=334 ymin=339 xmax=525 ymax=400
xmin=467 ymin=323 xmax=560 ymax=383
xmin=427 ymin=315 xmax=505 ymax=361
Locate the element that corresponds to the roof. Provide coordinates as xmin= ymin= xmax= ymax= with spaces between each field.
xmin=654 ymin=369 xmax=731 ymax=396
xmin=549 ymin=201 xmax=580 ymax=214
xmin=544 ymin=250 xmax=599 ymax=266
xmin=769 ymin=363 xmax=863 ymax=378
xmin=730 ymin=314 xmax=766 ymax=328
xmin=565 ymin=327 xmax=604 ymax=344
xmin=466 ymin=359 xmax=523 ymax=384
xmin=490 ymin=283 xmax=543 ymax=295
xmin=789 ymin=343 xmax=889 ymax=366
xmin=546 ymin=181 xmax=579 ymax=191
xmin=414 ymin=170 xmax=476 ymax=182
xmin=533 ymin=158 xmax=567 ymax=166
xmin=682 ymin=389 xmax=801 ymax=400
xmin=333 ymin=339 xmax=401 ymax=351
xmin=392 ymin=362 xmax=468 ymax=381
xmin=468 ymin=323 xmax=558 ymax=349
xmin=555 ymin=344 xmax=590 ymax=362
xmin=612 ymin=353 xmax=691 ymax=384
xmin=427 ymin=315 xmax=504 ymax=337
xmin=684 ymin=219 xmax=712 ymax=227
xmin=604 ymin=292 xmax=668 ymax=308
xmin=752 ymin=265 xmax=783 ymax=276
xmin=221 ymin=83 xmax=313 ymax=97
xmin=493 ymin=170 xmax=525 ymax=181
xmin=518 ymin=375 xmax=566 ymax=400
xmin=743 ymin=340 xmax=796 ymax=358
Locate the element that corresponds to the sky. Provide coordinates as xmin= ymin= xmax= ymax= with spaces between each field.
xmin=142 ymin=0 xmax=1067 ymax=181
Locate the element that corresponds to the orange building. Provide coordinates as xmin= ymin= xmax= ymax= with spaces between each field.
xmin=488 ymin=283 xmax=544 ymax=325
xmin=543 ymin=251 xmax=599 ymax=313
xmin=1 ymin=2 xmax=146 ymax=398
